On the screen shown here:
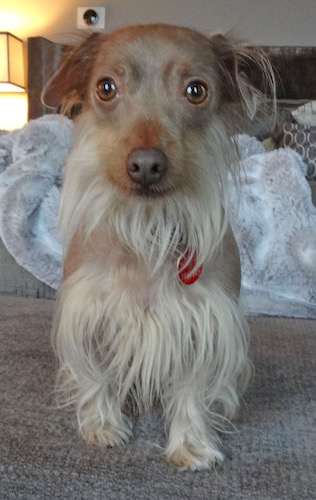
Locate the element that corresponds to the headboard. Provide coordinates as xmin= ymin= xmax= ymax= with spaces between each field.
xmin=27 ymin=36 xmax=316 ymax=120
xmin=28 ymin=37 xmax=67 ymax=120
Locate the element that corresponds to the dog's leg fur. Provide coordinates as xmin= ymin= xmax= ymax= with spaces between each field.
xmin=163 ymin=304 xmax=249 ymax=471
xmin=165 ymin=385 xmax=224 ymax=470
xmin=53 ymin=271 xmax=133 ymax=446
xmin=163 ymin=230 xmax=250 ymax=470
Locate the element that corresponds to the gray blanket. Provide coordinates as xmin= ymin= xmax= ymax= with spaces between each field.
xmin=0 ymin=115 xmax=315 ymax=317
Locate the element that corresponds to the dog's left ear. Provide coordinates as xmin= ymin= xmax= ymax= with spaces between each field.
xmin=210 ymin=33 xmax=275 ymax=119
xmin=41 ymin=33 xmax=104 ymax=115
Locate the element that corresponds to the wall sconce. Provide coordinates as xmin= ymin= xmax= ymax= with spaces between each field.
xmin=0 ymin=32 xmax=25 ymax=92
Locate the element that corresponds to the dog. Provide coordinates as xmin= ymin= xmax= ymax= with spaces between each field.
xmin=42 ymin=23 xmax=274 ymax=470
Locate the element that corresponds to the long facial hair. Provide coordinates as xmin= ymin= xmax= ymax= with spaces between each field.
xmin=58 ymin=111 xmax=240 ymax=277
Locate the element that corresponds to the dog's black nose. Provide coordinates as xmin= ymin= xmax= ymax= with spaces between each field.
xmin=127 ymin=148 xmax=168 ymax=186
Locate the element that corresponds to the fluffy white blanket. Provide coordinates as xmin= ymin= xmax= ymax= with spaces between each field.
xmin=0 ymin=115 xmax=315 ymax=318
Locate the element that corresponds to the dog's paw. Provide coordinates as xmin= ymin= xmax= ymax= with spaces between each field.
xmin=166 ymin=444 xmax=224 ymax=471
xmin=82 ymin=419 xmax=132 ymax=447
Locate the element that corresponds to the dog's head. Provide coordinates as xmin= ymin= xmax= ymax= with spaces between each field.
xmin=42 ymin=24 xmax=273 ymax=200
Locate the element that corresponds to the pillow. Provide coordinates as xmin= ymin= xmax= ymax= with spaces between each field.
xmin=247 ymin=100 xmax=300 ymax=140
xmin=282 ymin=123 xmax=316 ymax=180
xmin=291 ymin=101 xmax=316 ymax=126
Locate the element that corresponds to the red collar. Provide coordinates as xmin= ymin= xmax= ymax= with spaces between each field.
xmin=178 ymin=251 xmax=203 ymax=285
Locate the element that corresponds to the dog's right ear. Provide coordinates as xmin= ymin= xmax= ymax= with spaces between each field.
xmin=210 ymin=33 xmax=275 ymax=120
xmin=41 ymin=33 xmax=103 ymax=114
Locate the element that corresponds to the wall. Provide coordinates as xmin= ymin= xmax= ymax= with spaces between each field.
xmin=0 ymin=0 xmax=315 ymax=46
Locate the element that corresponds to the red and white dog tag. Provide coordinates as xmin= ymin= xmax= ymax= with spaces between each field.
xmin=178 ymin=251 xmax=203 ymax=285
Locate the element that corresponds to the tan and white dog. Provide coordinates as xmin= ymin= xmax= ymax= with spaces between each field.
xmin=42 ymin=24 xmax=273 ymax=470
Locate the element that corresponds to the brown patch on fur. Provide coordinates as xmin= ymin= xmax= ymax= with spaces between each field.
xmin=123 ymin=120 xmax=164 ymax=150
xmin=64 ymin=227 xmax=109 ymax=279
xmin=102 ymin=23 xmax=212 ymax=49
xmin=101 ymin=120 xmax=166 ymax=192
xmin=65 ymin=223 xmax=140 ymax=282
xmin=167 ymin=445 xmax=215 ymax=470
xmin=63 ymin=229 xmax=86 ymax=279
xmin=42 ymin=33 xmax=105 ymax=112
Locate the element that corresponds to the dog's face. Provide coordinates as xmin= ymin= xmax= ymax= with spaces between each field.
xmin=42 ymin=24 xmax=260 ymax=200
xmin=89 ymin=26 xmax=221 ymax=198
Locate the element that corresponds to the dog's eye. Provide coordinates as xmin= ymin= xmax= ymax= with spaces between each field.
xmin=185 ymin=81 xmax=208 ymax=105
xmin=96 ymin=78 xmax=118 ymax=101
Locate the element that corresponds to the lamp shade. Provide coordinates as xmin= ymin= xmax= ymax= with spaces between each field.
xmin=0 ymin=32 xmax=25 ymax=92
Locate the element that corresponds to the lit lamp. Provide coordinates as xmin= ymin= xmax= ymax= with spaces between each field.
xmin=0 ymin=32 xmax=27 ymax=130
xmin=0 ymin=32 xmax=25 ymax=92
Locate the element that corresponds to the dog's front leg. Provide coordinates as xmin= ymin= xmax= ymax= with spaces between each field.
xmin=164 ymin=382 xmax=224 ymax=471
xmin=53 ymin=273 xmax=132 ymax=447
xmin=76 ymin=382 xmax=132 ymax=447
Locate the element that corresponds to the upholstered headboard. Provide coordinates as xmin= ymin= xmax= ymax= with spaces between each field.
xmin=250 ymin=46 xmax=316 ymax=100
xmin=28 ymin=37 xmax=66 ymax=120
xmin=27 ymin=36 xmax=316 ymax=120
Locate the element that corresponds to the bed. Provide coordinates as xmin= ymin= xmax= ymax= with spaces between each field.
xmin=2 ymin=35 xmax=316 ymax=315
xmin=0 ymin=35 xmax=315 ymax=499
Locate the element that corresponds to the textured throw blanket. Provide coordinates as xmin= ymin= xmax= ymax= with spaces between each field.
xmin=0 ymin=115 xmax=315 ymax=318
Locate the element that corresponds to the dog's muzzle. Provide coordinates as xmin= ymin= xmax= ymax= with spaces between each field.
xmin=127 ymin=148 xmax=168 ymax=188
